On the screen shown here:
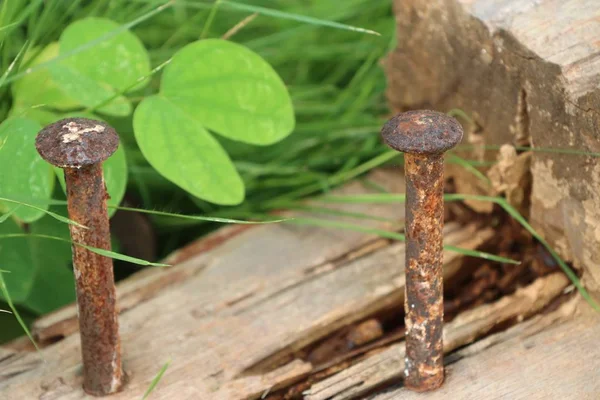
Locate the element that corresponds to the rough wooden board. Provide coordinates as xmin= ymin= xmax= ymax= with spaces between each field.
xmin=385 ymin=0 xmax=600 ymax=297
xmin=304 ymin=272 xmax=570 ymax=400
xmin=0 ymin=223 xmax=485 ymax=399
xmin=25 ymin=169 xmax=406 ymax=349
xmin=368 ymin=298 xmax=600 ymax=400
xmin=0 ymin=170 xmax=494 ymax=399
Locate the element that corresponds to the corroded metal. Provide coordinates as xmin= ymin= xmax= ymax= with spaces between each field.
xmin=381 ymin=110 xmax=463 ymax=392
xmin=36 ymin=118 xmax=123 ymax=396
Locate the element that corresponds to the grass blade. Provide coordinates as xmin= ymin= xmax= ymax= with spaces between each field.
xmin=457 ymin=143 xmax=600 ymax=158
xmin=289 ymin=217 xmax=519 ymax=264
xmin=220 ymin=1 xmax=380 ymax=35
xmin=200 ymin=0 xmax=222 ymax=39
xmin=111 ymin=205 xmax=289 ymax=224
xmin=0 ymin=270 xmax=41 ymax=354
xmin=0 ymin=39 xmax=28 ymax=89
xmin=142 ymin=359 xmax=171 ymax=399
xmin=494 ymin=198 xmax=600 ymax=312
xmin=137 ymin=0 xmax=380 ymax=35
xmin=448 ymin=154 xmax=490 ymax=185
xmin=447 ymin=108 xmax=475 ymax=129
xmin=313 ymin=192 xmax=598 ymax=310
xmin=0 ymin=197 xmax=86 ymax=228
xmin=318 ymin=193 xmax=405 ymax=204
xmin=267 ymin=150 xmax=400 ymax=206
xmin=0 ymin=233 xmax=170 ymax=267
xmin=0 ymin=205 xmax=20 ymax=223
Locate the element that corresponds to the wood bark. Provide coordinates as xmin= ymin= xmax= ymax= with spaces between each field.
xmin=384 ymin=0 xmax=600 ymax=298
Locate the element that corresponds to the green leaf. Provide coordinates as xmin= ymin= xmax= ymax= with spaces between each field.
xmin=46 ymin=17 xmax=152 ymax=117
xmin=104 ymin=145 xmax=128 ymax=217
xmin=161 ymin=39 xmax=295 ymax=145
xmin=11 ymin=43 xmax=79 ymax=111
xmin=59 ymin=18 xmax=151 ymax=93
xmin=134 ymin=95 xmax=244 ymax=205
xmin=133 ymin=39 xmax=294 ymax=204
xmin=23 ymin=209 xmax=75 ymax=314
xmin=9 ymin=107 xmax=61 ymax=127
xmin=0 ymin=219 xmax=35 ymax=302
xmin=0 ymin=117 xmax=54 ymax=223
xmin=49 ymin=62 xmax=131 ymax=116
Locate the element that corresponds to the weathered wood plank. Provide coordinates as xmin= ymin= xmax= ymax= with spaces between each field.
xmin=26 ymin=170 xmax=406 ymax=348
xmin=304 ymin=272 xmax=570 ymax=400
xmin=0 ymin=170 xmax=495 ymax=399
xmin=1 ymin=223 xmax=483 ymax=399
xmin=385 ymin=0 xmax=600 ymax=298
xmin=368 ymin=298 xmax=600 ymax=399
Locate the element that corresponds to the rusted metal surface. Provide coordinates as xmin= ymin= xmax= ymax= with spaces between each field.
xmin=403 ymin=152 xmax=446 ymax=391
xmin=35 ymin=118 xmax=119 ymax=168
xmin=36 ymin=118 xmax=123 ymax=396
xmin=381 ymin=110 xmax=463 ymax=155
xmin=381 ymin=110 xmax=463 ymax=392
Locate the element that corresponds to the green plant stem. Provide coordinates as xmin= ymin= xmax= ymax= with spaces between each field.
xmin=200 ymin=0 xmax=222 ymax=39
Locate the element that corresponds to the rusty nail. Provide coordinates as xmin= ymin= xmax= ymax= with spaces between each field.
xmin=36 ymin=118 xmax=123 ymax=396
xmin=381 ymin=110 xmax=463 ymax=392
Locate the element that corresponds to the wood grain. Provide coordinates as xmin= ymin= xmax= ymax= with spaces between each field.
xmin=304 ymin=273 xmax=570 ymax=400
xmin=0 ymin=170 xmax=493 ymax=399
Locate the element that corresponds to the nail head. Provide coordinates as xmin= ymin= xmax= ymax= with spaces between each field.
xmin=36 ymin=118 xmax=119 ymax=168
xmin=381 ymin=110 xmax=463 ymax=155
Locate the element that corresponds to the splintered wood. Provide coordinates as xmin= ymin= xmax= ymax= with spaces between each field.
xmin=303 ymin=273 xmax=570 ymax=400
xmin=0 ymin=169 xmax=588 ymax=399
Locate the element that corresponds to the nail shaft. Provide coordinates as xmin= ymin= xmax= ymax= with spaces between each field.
xmin=403 ymin=153 xmax=445 ymax=390
xmin=65 ymin=165 xmax=123 ymax=395
xmin=381 ymin=110 xmax=463 ymax=392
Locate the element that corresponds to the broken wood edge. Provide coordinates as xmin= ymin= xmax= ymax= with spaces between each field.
xmin=240 ymin=224 xmax=492 ymax=377
xmin=302 ymin=272 xmax=570 ymax=400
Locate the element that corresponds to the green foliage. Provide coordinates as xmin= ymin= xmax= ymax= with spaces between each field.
xmin=25 ymin=211 xmax=75 ymax=314
xmin=0 ymin=218 xmax=36 ymax=302
xmin=11 ymin=43 xmax=79 ymax=111
xmin=0 ymin=1 xmax=311 ymax=336
xmin=0 ymin=117 xmax=53 ymax=222
xmin=134 ymin=96 xmax=245 ymax=204
xmin=135 ymin=39 xmax=294 ymax=204
xmin=60 ymin=18 xmax=151 ymax=93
